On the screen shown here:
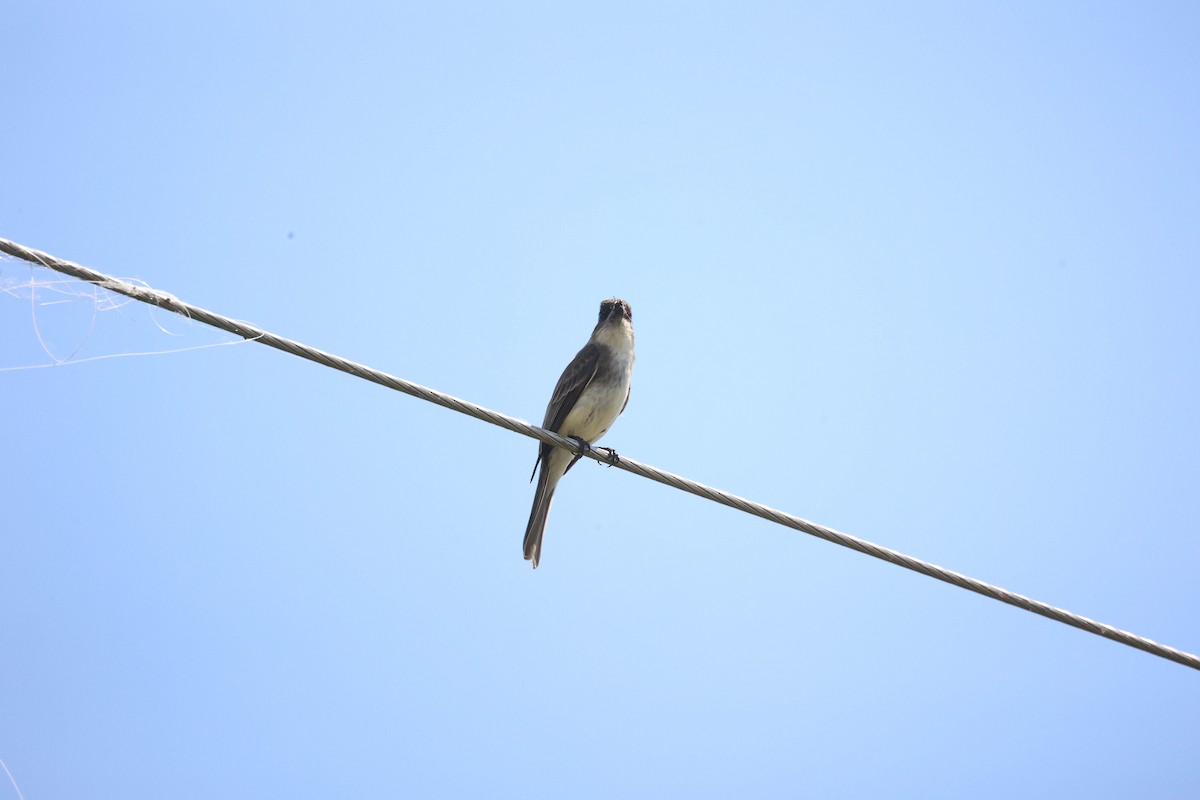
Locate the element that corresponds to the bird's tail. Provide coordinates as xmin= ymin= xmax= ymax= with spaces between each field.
xmin=523 ymin=467 xmax=556 ymax=568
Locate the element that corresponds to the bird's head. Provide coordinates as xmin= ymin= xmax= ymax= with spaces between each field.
xmin=597 ymin=298 xmax=632 ymax=325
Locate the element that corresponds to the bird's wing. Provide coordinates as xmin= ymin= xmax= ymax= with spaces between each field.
xmin=530 ymin=342 xmax=600 ymax=481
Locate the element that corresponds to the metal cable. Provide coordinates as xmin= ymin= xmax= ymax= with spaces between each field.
xmin=3 ymin=235 xmax=1197 ymax=672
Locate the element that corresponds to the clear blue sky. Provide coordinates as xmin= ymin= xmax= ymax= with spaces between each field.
xmin=4 ymin=2 xmax=1199 ymax=797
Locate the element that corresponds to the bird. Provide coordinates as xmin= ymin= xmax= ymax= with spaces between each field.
xmin=523 ymin=298 xmax=636 ymax=568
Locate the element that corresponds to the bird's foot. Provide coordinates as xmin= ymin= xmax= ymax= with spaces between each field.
xmin=566 ymin=436 xmax=592 ymax=471
xmin=597 ymin=447 xmax=620 ymax=467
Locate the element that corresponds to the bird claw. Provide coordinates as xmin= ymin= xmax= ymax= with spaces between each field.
xmin=566 ymin=436 xmax=592 ymax=471
xmin=564 ymin=437 xmax=619 ymax=470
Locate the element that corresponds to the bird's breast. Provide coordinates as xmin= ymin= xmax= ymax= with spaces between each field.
xmin=559 ymin=350 xmax=632 ymax=442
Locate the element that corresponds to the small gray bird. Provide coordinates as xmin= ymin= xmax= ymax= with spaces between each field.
xmin=523 ymin=298 xmax=636 ymax=568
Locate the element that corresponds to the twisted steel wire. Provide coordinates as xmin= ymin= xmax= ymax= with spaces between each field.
xmin=3 ymin=235 xmax=1196 ymax=671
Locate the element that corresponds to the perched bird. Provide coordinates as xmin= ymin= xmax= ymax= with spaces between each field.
xmin=523 ymin=298 xmax=636 ymax=568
